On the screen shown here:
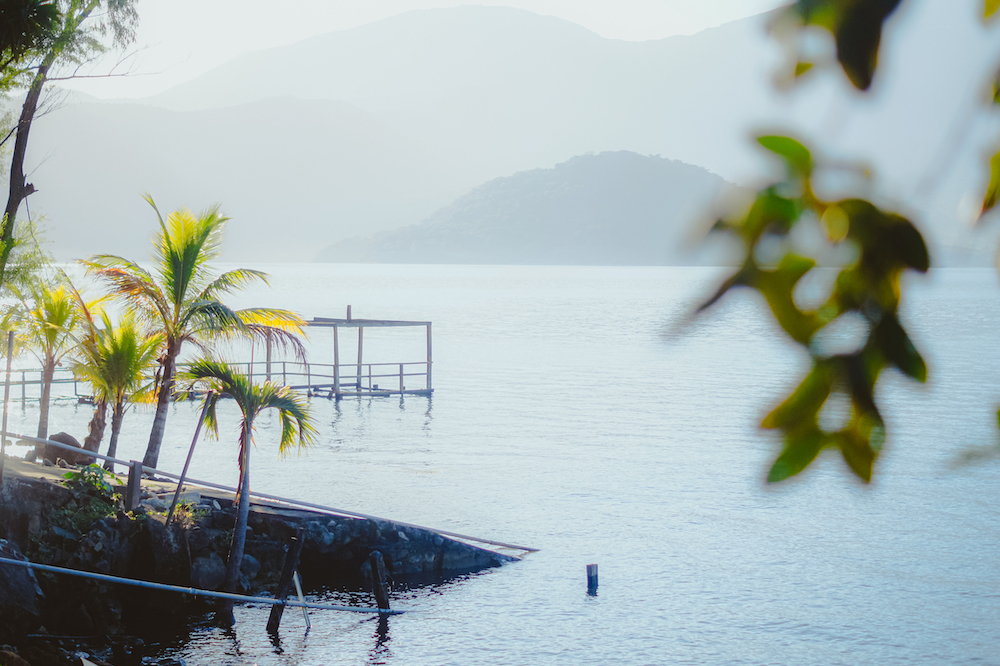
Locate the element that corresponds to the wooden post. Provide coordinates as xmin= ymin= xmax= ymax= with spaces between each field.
xmin=369 ymin=550 xmax=391 ymax=611
xmin=265 ymin=330 xmax=273 ymax=381
xmin=125 ymin=460 xmax=143 ymax=511
xmin=167 ymin=393 xmax=215 ymax=525
xmin=333 ymin=326 xmax=340 ymax=397
xmin=266 ymin=530 xmax=306 ymax=633
xmin=20 ymin=371 xmax=25 ymax=407
xmin=399 ymin=363 xmax=404 ymax=393
xmin=356 ymin=327 xmax=364 ymax=391
xmin=0 ymin=332 xmax=13 ymax=488
xmin=586 ymin=563 xmax=599 ymax=595
xmin=426 ymin=323 xmax=432 ymax=391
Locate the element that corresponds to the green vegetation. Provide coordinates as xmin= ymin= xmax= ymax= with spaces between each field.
xmin=2 ymin=0 xmax=138 ymax=293
xmin=183 ymin=358 xmax=316 ymax=627
xmin=83 ymin=195 xmax=309 ymax=470
xmin=56 ymin=463 xmax=123 ymax=534
xmin=702 ymin=0 xmax=1000 ymax=482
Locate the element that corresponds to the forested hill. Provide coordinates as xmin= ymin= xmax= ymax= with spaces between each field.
xmin=317 ymin=151 xmax=731 ymax=265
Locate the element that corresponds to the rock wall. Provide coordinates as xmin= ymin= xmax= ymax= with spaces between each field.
xmin=0 ymin=474 xmax=518 ymax=641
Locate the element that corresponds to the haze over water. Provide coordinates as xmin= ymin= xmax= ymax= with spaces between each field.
xmin=11 ymin=264 xmax=999 ymax=665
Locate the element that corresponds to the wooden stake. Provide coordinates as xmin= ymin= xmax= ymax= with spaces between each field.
xmin=267 ymin=531 xmax=306 ymax=633
xmin=125 ymin=460 xmax=143 ymax=511
xmin=369 ymin=550 xmax=391 ymax=610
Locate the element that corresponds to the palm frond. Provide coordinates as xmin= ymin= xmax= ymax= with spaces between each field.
xmin=198 ymin=269 xmax=270 ymax=301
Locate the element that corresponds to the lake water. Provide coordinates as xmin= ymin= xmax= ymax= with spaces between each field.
xmin=10 ymin=264 xmax=1000 ymax=665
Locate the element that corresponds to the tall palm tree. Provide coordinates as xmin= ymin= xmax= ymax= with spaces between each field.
xmin=12 ymin=281 xmax=83 ymax=439
xmin=71 ymin=308 xmax=161 ymax=472
xmin=83 ymin=195 xmax=306 ymax=469
xmin=184 ymin=359 xmax=315 ymax=628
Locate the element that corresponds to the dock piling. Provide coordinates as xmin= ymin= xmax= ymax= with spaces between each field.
xmin=586 ymin=563 xmax=599 ymax=595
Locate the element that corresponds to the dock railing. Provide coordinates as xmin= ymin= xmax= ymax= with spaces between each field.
xmin=235 ymin=360 xmax=431 ymax=396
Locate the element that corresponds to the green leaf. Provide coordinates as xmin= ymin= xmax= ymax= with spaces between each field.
xmin=835 ymin=428 xmax=878 ymax=483
xmin=794 ymin=61 xmax=815 ymax=77
xmin=986 ymin=0 xmax=1000 ymax=19
xmin=762 ymin=362 xmax=833 ymax=430
xmin=768 ymin=429 xmax=825 ymax=482
xmin=872 ymin=313 xmax=927 ymax=382
xmin=982 ymin=149 xmax=1000 ymax=218
xmin=758 ymin=135 xmax=813 ymax=177
xmin=832 ymin=0 xmax=903 ymax=90
xmin=754 ymin=253 xmax=820 ymax=344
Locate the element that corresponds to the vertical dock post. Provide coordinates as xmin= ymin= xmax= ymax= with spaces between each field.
xmin=333 ymin=326 xmax=340 ymax=398
xmin=426 ymin=323 xmax=432 ymax=392
xmin=357 ymin=327 xmax=364 ymax=391
xmin=20 ymin=371 xmax=25 ymax=407
xmin=369 ymin=550 xmax=391 ymax=611
xmin=399 ymin=363 xmax=404 ymax=392
xmin=267 ymin=530 xmax=306 ymax=633
xmin=0 ymin=332 xmax=13 ymax=488
xmin=586 ymin=563 xmax=599 ymax=595
xmin=265 ymin=330 xmax=272 ymax=381
xmin=125 ymin=460 xmax=143 ymax=511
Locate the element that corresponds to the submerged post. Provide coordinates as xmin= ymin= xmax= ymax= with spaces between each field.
xmin=267 ymin=530 xmax=305 ymax=633
xmin=0 ymin=331 xmax=13 ymax=488
xmin=586 ymin=563 xmax=599 ymax=595
xmin=369 ymin=550 xmax=391 ymax=611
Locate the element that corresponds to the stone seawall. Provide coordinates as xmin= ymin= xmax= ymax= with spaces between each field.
xmin=0 ymin=469 xmax=518 ymax=642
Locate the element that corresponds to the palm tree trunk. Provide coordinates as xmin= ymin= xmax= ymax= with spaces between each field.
xmin=218 ymin=421 xmax=252 ymax=627
xmin=144 ymin=349 xmax=176 ymax=469
xmin=36 ymin=361 xmax=55 ymax=440
xmin=104 ymin=401 xmax=126 ymax=472
xmin=83 ymin=398 xmax=107 ymax=464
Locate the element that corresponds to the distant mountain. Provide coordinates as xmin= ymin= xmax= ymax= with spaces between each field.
xmin=19 ymin=3 xmax=1000 ymax=263
xmin=317 ymin=152 xmax=731 ymax=265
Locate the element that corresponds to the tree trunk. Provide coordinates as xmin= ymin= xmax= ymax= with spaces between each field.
xmin=36 ymin=361 xmax=55 ymax=440
xmin=104 ymin=401 xmax=126 ymax=472
xmin=0 ymin=54 xmax=54 ymax=290
xmin=82 ymin=398 xmax=107 ymax=464
xmin=143 ymin=346 xmax=177 ymax=469
xmin=217 ymin=420 xmax=252 ymax=628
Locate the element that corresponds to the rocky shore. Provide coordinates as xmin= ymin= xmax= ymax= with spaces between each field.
xmin=0 ymin=457 xmax=519 ymax=665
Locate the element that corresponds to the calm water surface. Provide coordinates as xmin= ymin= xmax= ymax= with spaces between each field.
xmin=12 ymin=265 xmax=1000 ymax=665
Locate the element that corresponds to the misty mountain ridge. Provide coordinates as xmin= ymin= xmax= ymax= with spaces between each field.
xmin=318 ymin=151 xmax=731 ymax=265
xmin=18 ymin=3 xmax=1000 ymax=264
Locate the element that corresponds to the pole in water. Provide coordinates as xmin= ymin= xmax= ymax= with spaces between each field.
xmin=267 ymin=531 xmax=305 ymax=634
xmin=586 ymin=563 xmax=598 ymax=595
xmin=369 ymin=550 xmax=391 ymax=611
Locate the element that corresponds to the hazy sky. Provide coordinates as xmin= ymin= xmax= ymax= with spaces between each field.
xmin=65 ymin=0 xmax=785 ymax=99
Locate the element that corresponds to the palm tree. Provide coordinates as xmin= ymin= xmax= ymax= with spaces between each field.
xmin=184 ymin=358 xmax=315 ymax=627
xmin=83 ymin=194 xmax=306 ymax=469
xmin=12 ymin=281 xmax=82 ymax=439
xmin=71 ymin=308 xmax=161 ymax=472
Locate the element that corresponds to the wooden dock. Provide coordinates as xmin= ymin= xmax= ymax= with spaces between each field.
xmin=224 ymin=306 xmax=433 ymax=400
xmin=5 ymin=307 xmax=433 ymax=403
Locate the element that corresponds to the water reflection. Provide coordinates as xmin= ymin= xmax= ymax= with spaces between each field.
xmin=369 ymin=616 xmax=392 ymax=665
